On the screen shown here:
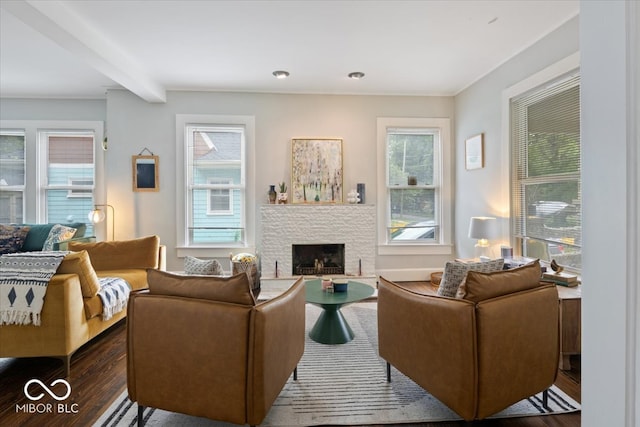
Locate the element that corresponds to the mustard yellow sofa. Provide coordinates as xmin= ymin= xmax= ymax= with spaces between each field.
xmin=0 ymin=235 xmax=165 ymax=376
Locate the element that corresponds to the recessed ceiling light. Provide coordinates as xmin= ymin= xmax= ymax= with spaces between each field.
xmin=272 ymin=70 xmax=290 ymax=79
xmin=348 ymin=72 xmax=365 ymax=80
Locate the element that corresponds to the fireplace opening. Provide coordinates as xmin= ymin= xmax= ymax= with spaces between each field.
xmin=292 ymin=244 xmax=345 ymax=275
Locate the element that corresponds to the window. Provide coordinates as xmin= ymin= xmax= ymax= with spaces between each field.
xmin=185 ymin=124 xmax=245 ymax=245
xmin=41 ymin=131 xmax=96 ymax=225
xmin=377 ymin=117 xmax=452 ymax=254
xmin=0 ymin=130 xmax=26 ymax=223
xmin=511 ymin=73 xmax=581 ymax=271
xmin=207 ymin=178 xmax=233 ymax=214
xmin=0 ymin=121 xmax=103 ymax=235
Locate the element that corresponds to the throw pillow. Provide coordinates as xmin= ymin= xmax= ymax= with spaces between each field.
xmin=462 ymin=259 xmax=543 ymax=302
xmin=69 ymin=235 xmax=160 ymax=270
xmin=147 ymin=269 xmax=255 ymax=306
xmin=0 ymin=225 xmax=30 ymax=254
xmin=42 ymin=224 xmax=77 ymax=251
xmin=57 ymin=250 xmax=101 ymax=298
xmin=184 ymin=256 xmax=223 ymax=275
xmin=436 ymin=258 xmax=504 ymax=298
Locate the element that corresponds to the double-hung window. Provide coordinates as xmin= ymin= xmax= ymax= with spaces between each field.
xmin=0 ymin=121 xmax=102 ymax=232
xmin=184 ymin=124 xmax=246 ymax=246
xmin=511 ymin=72 xmax=581 ymax=271
xmin=377 ymin=117 xmax=452 ymax=254
xmin=0 ymin=130 xmax=26 ymax=223
xmin=41 ymin=131 xmax=95 ymax=226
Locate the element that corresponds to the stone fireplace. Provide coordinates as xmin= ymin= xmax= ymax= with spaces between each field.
xmin=260 ymin=204 xmax=376 ymax=278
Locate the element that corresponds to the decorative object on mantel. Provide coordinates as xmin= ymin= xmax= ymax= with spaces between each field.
xmin=291 ymin=138 xmax=343 ymax=204
xmin=357 ymin=183 xmax=365 ymax=204
xmin=465 ymin=133 xmax=484 ymax=170
xmin=268 ymin=185 xmax=277 ymax=204
xmin=277 ymin=182 xmax=288 ymax=204
xmin=347 ymin=189 xmax=361 ymax=204
xmin=132 ymin=148 xmax=159 ymax=192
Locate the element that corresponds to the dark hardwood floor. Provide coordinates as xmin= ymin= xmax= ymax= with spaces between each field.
xmin=0 ymin=281 xmax=581 ymax=427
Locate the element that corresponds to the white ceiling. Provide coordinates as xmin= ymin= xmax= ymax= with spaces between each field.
xmin=0 ymin=0 xmax=579 ymax=103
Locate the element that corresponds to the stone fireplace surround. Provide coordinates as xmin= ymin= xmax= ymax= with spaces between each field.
xmin=259 ymin=204 xmax=376 ymax=279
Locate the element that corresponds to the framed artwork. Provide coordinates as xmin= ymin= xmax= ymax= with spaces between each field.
xmin=465 ymin=134 xmax=484 ymax=170
xmin=291 ymin=138 xmax=343 ymax=203
xmin=132 ymin=155 xmax=159 ymax=191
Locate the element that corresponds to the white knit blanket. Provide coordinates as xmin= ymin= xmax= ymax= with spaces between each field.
xmin=97 ymin=277 xmax=131 ymax=321
xmin=0 ymin=251 xmax=68 ymax=326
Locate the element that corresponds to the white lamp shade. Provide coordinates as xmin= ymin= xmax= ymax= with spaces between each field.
xmin=468 ymin=217 xmax=496 ymax=240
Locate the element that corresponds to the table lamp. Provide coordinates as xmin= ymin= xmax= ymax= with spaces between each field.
xmin=468 ymin=216 xmax=496 ymax=258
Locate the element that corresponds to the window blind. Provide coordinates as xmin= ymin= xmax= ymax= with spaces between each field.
xmin=511 ymin=73 xmax=581 ymax=270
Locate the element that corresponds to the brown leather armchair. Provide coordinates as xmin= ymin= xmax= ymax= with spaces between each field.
xmin=127 ymin=271 xmax=306 ymax=426
xmin=378 ymin=261 xmax=560 ymax=421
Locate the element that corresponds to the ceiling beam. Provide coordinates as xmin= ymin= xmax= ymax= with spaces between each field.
xmin=1 ymin=0 xmax=166 ymax=103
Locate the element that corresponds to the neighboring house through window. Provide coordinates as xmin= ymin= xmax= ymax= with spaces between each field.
xmin=176 ymin=114 xmax=255 ymax=254
xmin=0 ymin=130 xmax=25 ymax=223
xmin=377 ymin=117 xmax=453 ymax=255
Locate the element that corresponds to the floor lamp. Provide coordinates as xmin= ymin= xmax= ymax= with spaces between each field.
xmin=88 ymin=204 xmax=115 ymax=240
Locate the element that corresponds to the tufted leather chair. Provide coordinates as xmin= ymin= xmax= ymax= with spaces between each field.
xmin=378 ymin=261 xmax=560 ymax=421
xmin=127 ymin=271 xmax=306 ymax=426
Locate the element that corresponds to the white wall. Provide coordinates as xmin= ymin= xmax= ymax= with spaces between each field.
xmin=454 ymin=16 xmax=579 ymax=259
xmin=580 ymin=1 xmax=638 ymax=425
xmin=106 ymin=90 xmax=454 ymax=272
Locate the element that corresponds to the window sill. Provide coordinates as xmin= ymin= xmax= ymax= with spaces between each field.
xmin=377 ymin=243 xmax=453 ymax=256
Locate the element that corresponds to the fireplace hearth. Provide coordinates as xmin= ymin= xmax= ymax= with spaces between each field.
xmin=292 ymin=243 xmax=345 ymax=275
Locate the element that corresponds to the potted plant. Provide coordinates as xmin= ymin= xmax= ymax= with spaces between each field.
xmin=277 ymin=182 xmax=288 ymax=204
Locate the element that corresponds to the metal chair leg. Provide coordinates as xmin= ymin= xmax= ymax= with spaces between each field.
xmin=293 ymin=366 xmax=298 ymax=381
xmin=138 ymin=404 xmax=145 ymax=427
xmin=386 ymin=362 xmax=391 ymax=382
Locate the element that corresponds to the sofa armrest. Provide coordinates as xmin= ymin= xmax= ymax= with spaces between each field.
xmin=249 ymin=277 xmax=306 ymax=424
xmin=378 ymin=277 xmax=478 ymax=420
xmin=54 ymin=236 xmax=96 ymax=251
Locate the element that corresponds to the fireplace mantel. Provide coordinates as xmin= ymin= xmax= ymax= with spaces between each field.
xmin=259 ymin=204 xmax=376 ymax=278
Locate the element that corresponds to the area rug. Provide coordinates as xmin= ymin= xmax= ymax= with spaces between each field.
xmin=94 ymin=303 xmax=580 ymax=426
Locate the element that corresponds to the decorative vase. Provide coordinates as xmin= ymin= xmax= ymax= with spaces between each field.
xmin=277 ymin=193 xmax=288 ymax=204
xmin=268 ymin=185 xmax=277 ymax=204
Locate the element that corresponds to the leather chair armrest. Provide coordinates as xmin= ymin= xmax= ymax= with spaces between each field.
xmin=248 ymin=277 xmax=306 ymax=424
xmin=378 ymin=277 xmax=478 ymax=421
xmin=474 ymin=284 xmax=560 ymax=418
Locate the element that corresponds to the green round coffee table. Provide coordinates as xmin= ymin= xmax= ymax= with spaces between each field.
xmin=305 ymin=279 xmax=375 ymax=344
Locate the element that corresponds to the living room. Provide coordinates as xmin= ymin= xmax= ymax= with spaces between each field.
xmin=1 ymin=1 xmax=638 ymax=426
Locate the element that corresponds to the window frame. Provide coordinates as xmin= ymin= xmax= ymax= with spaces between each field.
xmin=376 ymin=117 xmax=453 ymax=255
xmin=501 ymin=53 xmax=581 ymax=270
xmin=0 ymin=120 xmax=104 ymax=228
xmin=175 ymin=114 xmax=256 ymax=258
xmin=206 ymin=177 xmax=233 ymax=215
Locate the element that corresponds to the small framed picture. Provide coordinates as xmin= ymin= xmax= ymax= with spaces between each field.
xmin=465 ymin=134 xmax=484 ymax=170
xmin=132 ymin=155 xmax=159 ymax=191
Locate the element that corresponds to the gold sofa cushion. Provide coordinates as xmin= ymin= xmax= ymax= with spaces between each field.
xmin=147 ymin=269 xmax=256 ymax=306
xmin=69 ymin=235 xmax=160 ymax=271
xmin=462 ymin=260 xmax=542 ymax=302
xmin=57 ymin=250 xmax=101 ymax=297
